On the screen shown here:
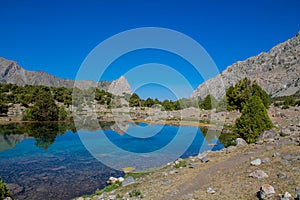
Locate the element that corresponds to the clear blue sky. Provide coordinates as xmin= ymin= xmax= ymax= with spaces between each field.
xmin=0 ymin=0 xmax=299 ymax=99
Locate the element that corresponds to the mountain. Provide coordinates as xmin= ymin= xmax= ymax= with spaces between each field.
xmin=108 ymin=75 xmax=132 ymax=96
xmin=0 ymin=57 xmax=111 ymax=90
xmin=191 ymin=31 xmax=300 ymax=99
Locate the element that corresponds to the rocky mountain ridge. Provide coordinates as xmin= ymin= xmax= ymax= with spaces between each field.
xmin=0 ymin=57 xmax=132 ymax=95
xmin=191 ymin=31 xmax=300 ymax=99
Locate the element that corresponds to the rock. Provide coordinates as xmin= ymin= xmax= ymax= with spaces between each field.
xmin=206 ymin=187 xmax=215 ymax=194
xmin=162 ymin=172 xmax=168 ymax=176
xmin=259 ymin=184 xmax=275 ymax=199
xmin=249 ymin=170 xmax=269 ymax=179
xmin=6 ymin=183 xmax=24 ymax=195
xmin=236 ymin=138 xmax=247 ymax=146
xmin=280 ymin=159 xmax=291 ymax=165
xmin=277 ymin=171 xmax=288 ymax=179
xmin=257 ymin=129 xmax=277 ymax=144
xmin=107 ymin=177 xmax=118 ymax=184
xmin=295 ymin=187 xmax=300 ymax=199
xmin=191 ymin=32 xmax=300 ymax=100
xmin=199 ymin=156 xmax=209 ymax=163
xmin=273 ymin=151 xmax=280 ymax=157
xmin=281 ymin=128 xmax=292 ymax=137
xmin=77 ymin=198 xmax=84 ymax=200
xmin=251 ymin=158 xmax=262 ymax=166
xmin=4 ymin=198 xmax=13 ymax=200
xmin=189 ymin=163 xmax=198 ymax=168
xmin=169 ymin=170 xmax=178 ymax=175
xmin=282 ymin=191 xmax=292 ymax=199
xmin=107 ymin=76 xmax=132 ymax=96
xmin=122 ymin=176 xmax=135 ymax=187
xmin=117 ymin=177 xmax=124 ymax=182
xmin=261 ymin=157 xmax=270 ymax=163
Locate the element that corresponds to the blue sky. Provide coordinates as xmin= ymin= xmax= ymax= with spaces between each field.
xmin=0 ymin=0 xmax=299 ymax=100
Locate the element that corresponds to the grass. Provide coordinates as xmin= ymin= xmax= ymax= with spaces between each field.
xmin=174 ymin=160 xmax=187 ymax=168
xmin=125 ymin=170 xmax=152 ymax=179
xmin=95 ymin=181 xmax=122 ymax=195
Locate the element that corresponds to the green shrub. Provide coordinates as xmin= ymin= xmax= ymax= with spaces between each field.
xmin=234 ymin=96 xmax=273 ymax=143
xmin=129 ymin=189 xmax=142 ymax=198
xmin=0 ymin=177 xmax=10 ymax=199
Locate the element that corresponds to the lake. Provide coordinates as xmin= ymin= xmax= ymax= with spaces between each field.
xmin=0 ymin=122 xmax=223 ymax=200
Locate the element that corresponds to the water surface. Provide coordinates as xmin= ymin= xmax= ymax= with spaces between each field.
xmin=0 ymin=122 xmax=223 ymax=199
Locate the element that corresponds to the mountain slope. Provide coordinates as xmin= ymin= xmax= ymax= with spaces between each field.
xmin=191 ymin=31 xmax=300 ymax=99
xmin=0 ymin=57 xmax=112 ymax=90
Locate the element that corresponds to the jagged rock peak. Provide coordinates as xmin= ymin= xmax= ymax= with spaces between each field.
xmin=191 ymin=31 xmax=300 ymax=99
xmin=108 ymin=76 xmax=132 ymax=96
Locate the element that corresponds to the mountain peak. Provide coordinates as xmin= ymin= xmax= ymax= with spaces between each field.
xmin=108 ymin=76 xmax=132 ymax=96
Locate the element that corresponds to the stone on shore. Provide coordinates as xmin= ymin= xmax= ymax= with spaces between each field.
xmin=122 ymin=176 xmax=135 ymax=187
xmin=249 ymin=170 xmax=268 ymax=179
xmin=236 ymin=138 xmax=247 ymax=146
xmin=259 ymin=184 xmax=275 ymax=199
xmin=250 ymin=158 xmax=262 ymax=166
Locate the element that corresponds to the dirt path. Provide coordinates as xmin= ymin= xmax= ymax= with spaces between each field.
xmin=162 ymin=144 xmax=268 ymax=199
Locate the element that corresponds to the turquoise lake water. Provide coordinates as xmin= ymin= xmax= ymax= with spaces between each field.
xmin=0 ymin=122 xmax=223 ymax=200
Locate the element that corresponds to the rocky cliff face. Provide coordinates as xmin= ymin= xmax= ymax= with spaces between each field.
xmin=191 ymin=31 xmax=300 ymax=99
xmin=108 ymin=76 xmax=132 ymax=96
xmin=0 ymin=57 xmax=111 ymax=90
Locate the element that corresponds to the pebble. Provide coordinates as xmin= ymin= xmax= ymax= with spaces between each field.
xmin=162 ymin=172 xmax=168 ymax=177
xmin=251 ymin=158 xmax=262 ymax=166
xmin=273 ymin=152 xmax=280 ymax=157
xmin=277 ymin=171 xmax=288 ymax=179
xmin=189 ymin=163 xmax=198 ymax=168
xmin=261 ymin=157 xmax=270 ymax=163
xmin=282 ymin=191 xmax=292 ymax=199
xmin=259 ymin=184 xmax=275 ymax=199
xmin=206 ymin=187 xmax=215 ymax=194
xmin=236 ymin=138 xmax=247 ymax=146
xmin=199 ymin=156 xmax=209 ymax=163
xmin=169 ymin=170 xmax=178 ymax=175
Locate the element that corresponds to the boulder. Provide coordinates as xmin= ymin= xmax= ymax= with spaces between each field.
xmin=249 ymin=170 xmax=269 ymax=179
xmin=259 ymin=184 xmax=275 ymax=199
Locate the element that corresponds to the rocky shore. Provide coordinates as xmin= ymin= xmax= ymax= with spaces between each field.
xmin=75 ymin=106 xmax=300 ymax=200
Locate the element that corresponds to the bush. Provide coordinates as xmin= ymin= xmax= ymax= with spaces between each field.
xmin=234 ymin=96 xmax=273 ymax=143
xmin=0 ymin=177 xmax=10 ymax=199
